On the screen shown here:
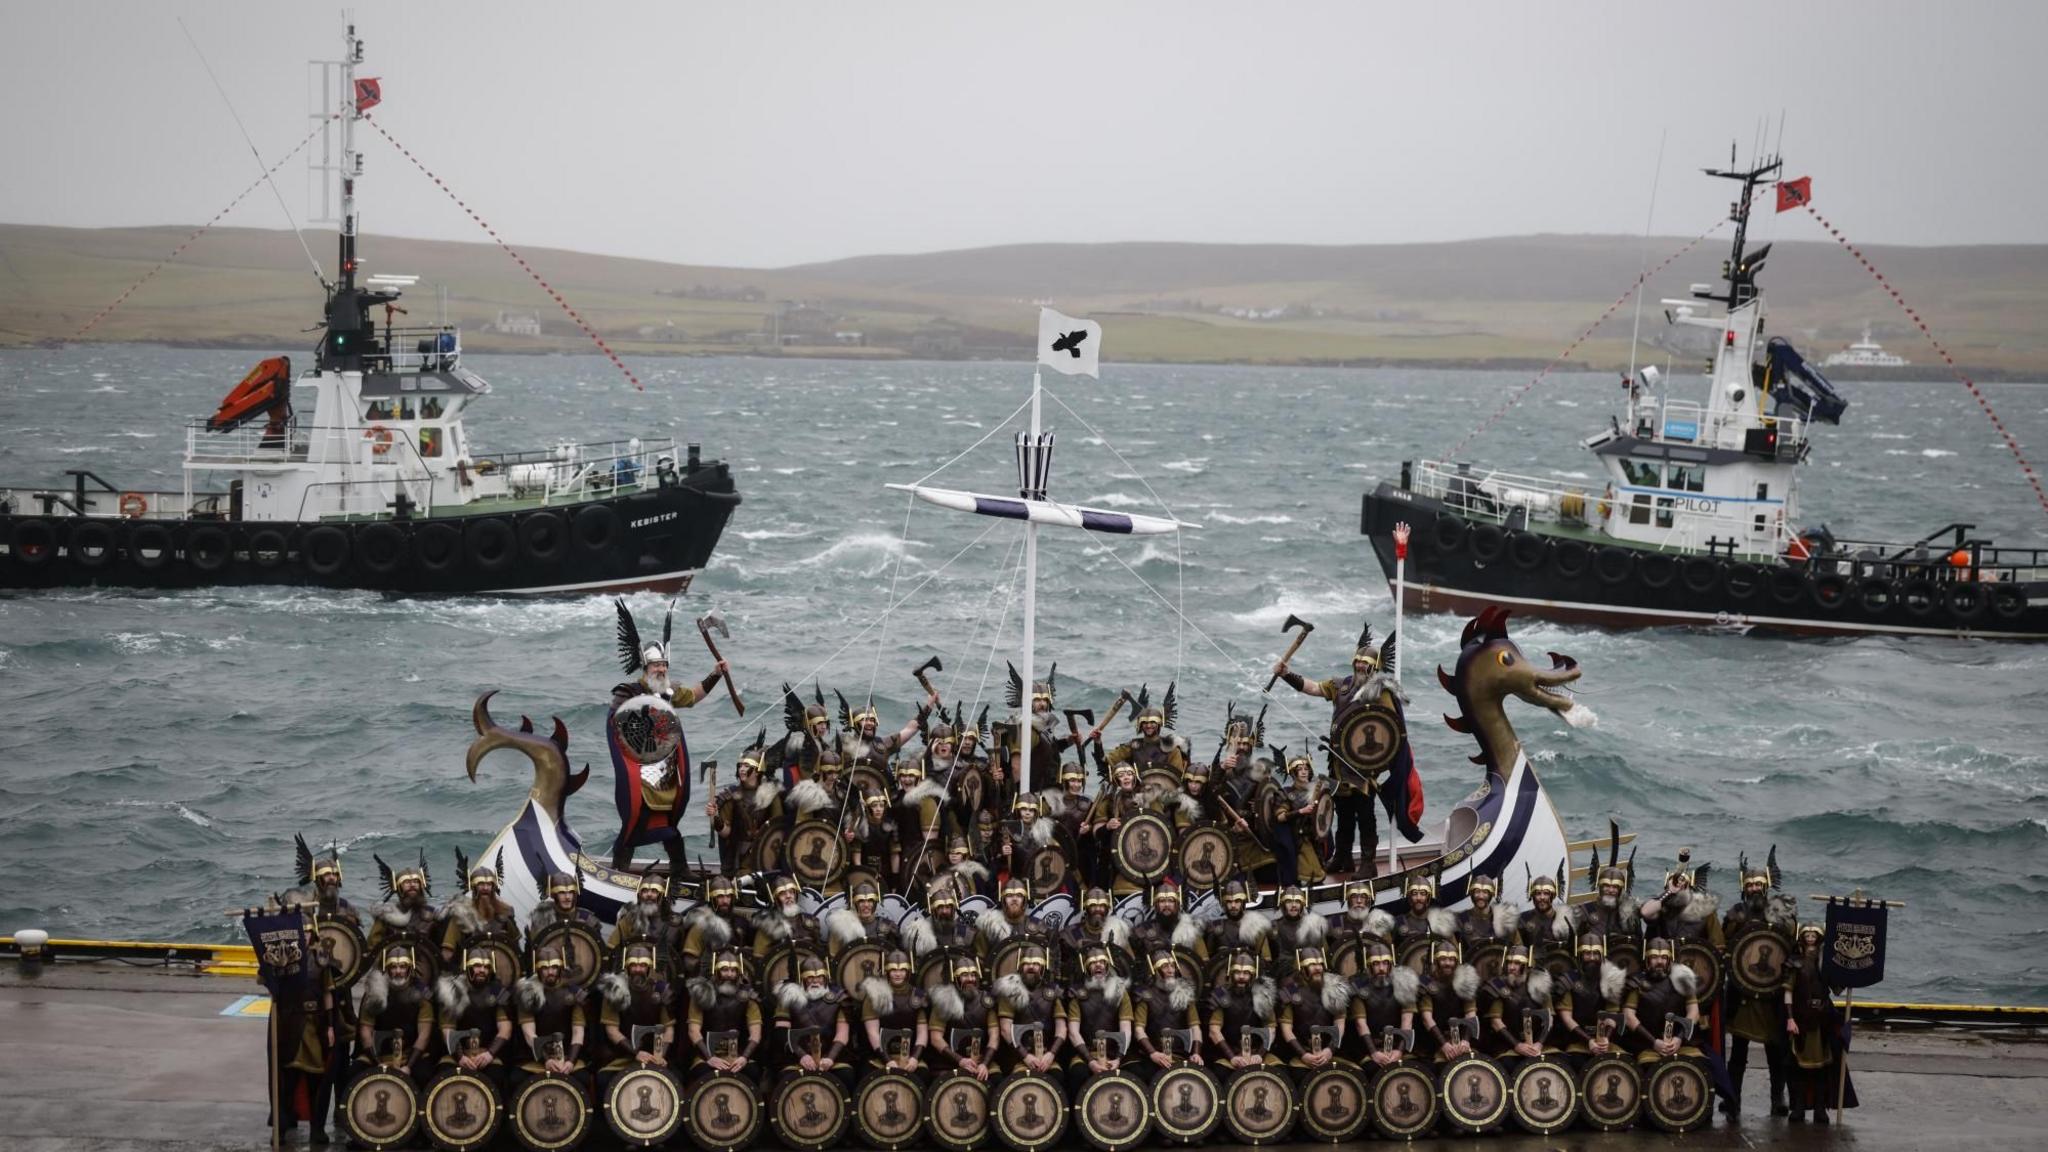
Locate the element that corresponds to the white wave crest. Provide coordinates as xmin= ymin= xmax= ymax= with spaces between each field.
xmin=113 ymin=798 xmax=214 ymax=829
xmin=1921 ymin=449 xmax=1956 ymax=458
xmin=736 ymin=528 xmax=811 ymax=542
xmin=1226 ymin=585 xmax=1378 ymax=629
xmin=1088 ymin=493 xmax=1147 ymax=508
xmin=1209 ymin=513 xmax=1295 ymax=526
xmin=1160 ymin=459 xmax=1208 ymax=474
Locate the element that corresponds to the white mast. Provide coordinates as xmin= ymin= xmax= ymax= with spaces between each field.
xmin=1017 ymin=370 xmax=1044 ymax=795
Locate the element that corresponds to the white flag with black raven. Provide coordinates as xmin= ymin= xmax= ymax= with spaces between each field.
xmin=1037 ymin=307 xmax=1102 ymax=378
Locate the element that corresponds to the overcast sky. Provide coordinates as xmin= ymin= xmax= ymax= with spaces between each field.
xmin=3 ymin=1 xmax=2043 ymax=268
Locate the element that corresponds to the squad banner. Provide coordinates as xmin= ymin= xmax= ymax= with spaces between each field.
xmin=1821 ymin=899 xmax=1887 ymax=989
xmin=243 ymin=907 xmax=317 ymax=999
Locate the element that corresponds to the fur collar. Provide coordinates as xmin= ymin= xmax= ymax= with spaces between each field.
xmin=1391 ymin=967 xmax=1419 ymax=1009
xmin=1084 ymin=973 xmax=1129 ymax=1004
xmin=901 ymin=916 xmax=935 ymax=958
xmin=950 ymin=860 xmax=989 ymax=886
xmin=1025 ymin=817 xmax=1056 ymax=849
xmin=752 ymin=906 xmax=799 ymax=942
xmin=825 ymin=909 xmax=870 ymax=949
xmin=684 ymin=905 xmax=733 ymax=948
xmin=1600 ymin=961 xmax=1627 ymax=1004
xmin=931 ymin=984 xmax=967 ymax=1023
xmin=788 ymin=779 xmax=833 ymax=816
xmin=979 ymin=911 xmax=1017 ymax=946
xmin=752 ymin=781 xmax=782 ymax=812
xmin=1101 ymin=918 xmax=1131 ymax=950
xmin=1169 ymin=915 xmax=1202 ymax=951
xmin=1679 ymin=889 xmax=1719 ymax=924
xmin=1670 ymin=964 xmax=1699 ymax=1000
xmin=527 ymin=906 xmax=582 ymax=934
xmin=1491 ymin=902 xmax=1519 ymax=938
xmin=684 ymin=975 xmax=719 ymax=1011
xmin=443 ymin=896 xmax=484 ymax=935
xmin=435 ymin=974 xmax=470 ymax=1016
xmin=1528 ymin=970 xmax=1553 ymax=1005
xmin=901 ymin=779 xmax=948 ymax=809
xmin=776 ymin=982 xmax=811 ymax=1016
xmin=1452 ymin=964 xmax=1479 ymax=1002
xmin=1234 ymin=909 xmax=1273 ymax=947
xmin=360 ymin=970 xmax=392 ymax=1017
xmin=1289 ymin=913 xmax=1326 ymax=945
xmin=1245 ymin=977 xmax=1276 ymax=1021
xmin=1319 ymin=973 xmax=1353 ymax=1015
xmin=1161 ymin=788 xmax=1201 ymax=823
xmin=1426 ymin=908 xmax=1456 ymax=938
xmin=1365 ymin=909 xmax=1394 ymax=940
xmin=598 ymin=972 xmax=633 ymax=1010
xmin=993 ymin=972 xmax=1037 ymax=1011
xmin=860 ymin=976 xmax=899 ymax=1016
xmin=515 ymin=975 xmax=546 ymax=1013
xmin=376 ymin=905 xmax=426 ymax=930
xmin=1160 ymin=978 xmax=1194 ymax=1014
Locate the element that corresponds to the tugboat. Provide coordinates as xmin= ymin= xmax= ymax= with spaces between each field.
xmin=1361 ymin=155 xmax=2046 ymax=639
xmin=0 ymin=23 xmax=737 ymax=596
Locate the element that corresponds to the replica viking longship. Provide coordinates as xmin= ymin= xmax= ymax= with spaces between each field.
xmin=0 ymin=22 xmax=737 ymax=596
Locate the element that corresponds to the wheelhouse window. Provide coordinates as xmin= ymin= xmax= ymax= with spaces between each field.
xmin=1669 ymin=463 xmax=1705 ymax=492
xmin=419 ymin=427 xmax=443 ymax=458
xmin=1622 ymin=458 xmax=1662 ymax=487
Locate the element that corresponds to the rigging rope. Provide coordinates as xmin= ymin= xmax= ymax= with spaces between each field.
xmin=360 ymin=114 xmax=645 ymax=392
xmin=908 ymin=393 xmax=1036 ymax=489
xmin=1797 ymin=203 xmax=2048 ymax=521
xmin=71 ymin=116 xmax=338 ymax=340
xmin=866 ymin=492 xmax=919 ymax=709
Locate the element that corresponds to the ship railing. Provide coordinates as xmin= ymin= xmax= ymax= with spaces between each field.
xmin=184 ymin=419 xmax=314 ymax=463
xmin=1815 ymin=525 xmax=2048 ymax=585
xmin=469 ymin=437 xmax=678 ymax=504
xmin=1627 ymin=396 xmax=1809 ymax=456
xmin=359 ymin=325 xmax=462 ymax=375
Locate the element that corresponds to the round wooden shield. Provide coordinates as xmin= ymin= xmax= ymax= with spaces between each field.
xmin=917 ymin=951 xmax=953 ymax=991
xmin=750 ymin=824 xmax=790 ymax=874
xmin=1114 ymin=813 xmax=1174 ymax=884
xmin=1678 ymin=942 xmax=1723 ymax=1002
xmin=772 ymin=1071 xmax=848 ymax=1152
xmin=1027 ymin=843 xmax=1071 ymax=899
xmin=1139 ymin=768 xmax=1180 ymax=797
xmin=992 ymin=1074 xmax=1067 ymax=1152
xmin=344 ymin=1069 xmax=420 ymax=1151
xmin=375 ymin=939 xmax=441 ymax=988
xmin=1438 ymin=1053 xmax=1508 ymax=1134
xmin=318 ymin=918 xmax=368 ymax=989
xmin=1298 ymin=1064 xmax=1368 ymax=1142
xmin=1329 ymin=939 xmax=1364 ymax=981
xmin=1397 ymin=938 xmax=1432 ymax=974
xmin=848 ymin=766 xmax=889 ymax=805
xmin=1252 ymin=784 xmax=1284 ymax=840
xmin=531 ymin=921 xmax=605 ymax=988
xmin=606 ymin=1066 xmax=684 ymax=1149
xmin=1176 ymin=827 xmax=1235 ymax=891
xmin=1077 ymin=1073 xmax=1150 ymax=1152
xmin=1577 ymin=1055 xmax=1642 ymax=1132
xmin=835 ymin=942 xmax=885 ymax=997
xmin=1312 ymin=792 xmax=1335 ymax=841
xmin=511 ymin=1076 xmax=588 ymax=1152
xmin=925 ymin=1071 xmax=991 ymax=1152
xmin=682 ymin=1071 xmax=757 ymax=1151
xmin=1148 ymin=1065 xmax=1220 ymax=1145
xmin=1541 ymin=949 xmax=1575 ymax=991
xmin=1644 ymin=1059 xmax=1713 ymax=1133
xmin=1333 ymin=705 xmax=1401 ymax=776
xmin=954 ymin=766 xmax=987 ymax=818
xmin=988 ymin=937 xmax=1035 ymax=983
xmin=759 ymin=946 xmax=798 ymax=994
xmin=1732 ymin=927 xmax=1790 ymax=995
xmin=613 ymin=694 xmax=682 ymax=764
xmin=788 ymin=821 xmax=845 ymax=887
xmin=854 ymin=1071 xmax=925 ymax=1150
xmin=1510 ymin=1057 xmax=1579 ymax=1136
xmin=1221 ymin=1066 xmax=1294 ymax=1146
xmin=472 ymin=938 xmax=522 ymax=988
xmin=1467 ymin=942 xmax=1507 ymax=983
xmin=1368 ymin=1064 xmax=1437 ymax=1140
xmin=423 ymin=1071 xmax=501 ymax=1152
xmin=1608 ymin=938 xmax=1643 ymax=979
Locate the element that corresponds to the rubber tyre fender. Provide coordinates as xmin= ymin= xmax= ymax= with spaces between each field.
xmin=1900 ymin=580 xmax=1938 ymax=618
xmin=1680 ymin=556 xmax=1722 ymax=594
xmin=129 ymin=522 xmax=174 ymax=570
xmin=245 ymin=528 xmax=290 ymax=570
xmin=414 ymin=522 xmax=462 ymax=573
xmin=11 ymin=518 xmax=56 ymax=567
xmin=1946 ymin=582 xmax=1986 ymax=623
xmin=1990 ymin=584 xmax=2027 ymax=620
xmin=1594 ymin=546 xmax=1635 ymax=586
xmin=1466 ymin=522 xmax=1507 ymax=564
xmin=1432 ymin=514 xmax=1468 ymax=555
xmin=302 ymin=525 xmax=352 ymax=576
xmin=1637 ymin=552 xmax=1677 ymax=590
xmin=1507 ymin=530 xmax=1547 ymax=570
xmin=518 ymin=511 xmax=567 ymax=565
xmin=466 ymin=517 xmax=517 ymax=573
xmin=1770 ymin=565 xmax=1807 ymax=605
xmin=1857 ymin=579 xmax=1895 ymax=615
xmin=68 ymin=520 xmax=117 ymax=569
xmin=356 ymin=522 xmax=408 ymax=577
xmin=573 ymin=502 xmax=622 ymax=555
xmin=1552 ymin=541 xmax=1591 ymax=579
xmin=187 ymin=524 xmax=232 ymax=572
xmin=1810 ymin=573 xmax=1849 ymax=612
xmin=1724 ymin=564 xmax=1762 ymax=601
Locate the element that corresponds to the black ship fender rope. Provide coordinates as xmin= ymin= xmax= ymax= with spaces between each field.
xmin=1769 ymin=565 xmax=1806 ymax=605
xmin=302 ymin=524 xmax=351 ymax=576
xmin=356 ymin=521 xmax=408 ymax=576
xmin=245 ymin=527 xmax=290 ymax=570
xmin=573 ymin=503 xmax=621 ymax=555
xmin=1946 ymin=582 xmax=1987 ymax=623
xmin=465 ymin=518 xmax=516 ymax=572
xmin=1432 ymin=513 xmax=1466 ymax=554
xmin=1636 ymin=551 xmax=1676 ymax=590
xmin=1594 ymin=546 xmax=1634 ymax=586
xmin=68 ymin=520 xmax=116 ymax=569
xmin=1809 ymin=572 xmax=1849 ymax=611
xmin=1680 ymin=556 xmax=1720 ymax=594
xmin=1723 ymin=564 xmax=1761 ymax=600
xmin=1551 ymin=541 xmax=1590 ymax=579
xmin=1900 ymin=580 xmax=1939 ymax=618
xmin=1508 ymin=530 xmax=1548 ymax=570
xmin=518 ymin=510 xmax=567 ymax=564
xmin=1991 ymin=584 xmax=2027 ymax=620
xmin=10 ymin=518 xmax=55 ymax=566
xmin=187 ymin=524 xmax=232 ymax=572
xmin=1469 ymin=522 xmax=1506 ymax=564
xmin=414 ymin=521 xmax=462 ymax=572
xmin=1857 ymin=578 xmax=1894 ymax=614
xmin=129 ymin=522 xmax=173 ymax=570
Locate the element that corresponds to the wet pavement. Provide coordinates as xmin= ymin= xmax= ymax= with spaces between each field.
xmin=3 ymin=963 xmax=2043 ymax=1151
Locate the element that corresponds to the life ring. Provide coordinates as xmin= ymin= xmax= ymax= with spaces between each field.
xmin=1990 ymin=584 xmax=2027 ymax=620
xmin=518 ymin=511 xmax=567 ymax=564
xmin=187 ymin=524 xmax=232 ymax=572
xmin=364 ymin=425 xmax=395 ymax=456
xmin=1637 ymin=552 xmax=1677 ymax=590
xmin=302 ymin=525 xmax=352 ymax=576
xmin=1900 ymin=579 xmax=1938 ymax=618
xmin=572 ymin=503 xmax=622 ymax=555
xmin=1680 ymin=556 xmax=1721 ymax=594
xmin=246 ymin=528 xmax=290 ymax=569
xmin=129 ymin=522 xmax=173 ymax=569
xmin=1432 ymin=514 xmax=1467 ymax=555
xmin=414 ymin=522 xmax=461 ymax=573
xmin=118 ymin=492 xmax=149 ymax=519
xmin=1724 ymin=564 xmax=1762 ymax=601
xmin=1468 ymin=522 xmax=1506 ymax=564
xmin=1507 ymin=530 xmax=1547 ymax=570
xmin=1857 ymin=578 xmax=1894 ymax=615
xmin=465 ymin=517 xmax=517 ymax=573
xmin=1946 ymin=582 xmax=1987 ymax=623
xmin=1594 ymin=546 xmax=1635 ymax=586
xmin=69 ymin=520 xmax=117 ymax=569
xmin=10 ymin=518 xmax=55 ymax=566
xmin=1810 ymin=573 xmax=1849 ymax=611
xmin=356 ymin=522 xmax=408 ymax=576
xmin=1551 ymin=541 xmax=1591 ymax=579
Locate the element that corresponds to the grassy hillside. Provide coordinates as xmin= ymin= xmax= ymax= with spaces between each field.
xmin=3 ymin=222 xmax=2043 ymax=373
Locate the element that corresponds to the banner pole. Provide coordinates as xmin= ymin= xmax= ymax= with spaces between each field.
xmin=1836 ymin=984 xmax=1852 ymax=1126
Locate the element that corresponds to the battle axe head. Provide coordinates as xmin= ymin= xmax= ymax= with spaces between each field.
xmin=696 ymin=610 xmax=729 ymax=639
xmin=1281 ymin=614 xmax=1314 ymax=635
xmin=914 ymin=655 xmax=944 ymax=678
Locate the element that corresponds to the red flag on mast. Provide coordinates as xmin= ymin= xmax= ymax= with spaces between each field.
xmin=1776 ymin=176 xmax=1812 ymax=213
xmin=354 ymin=77 xmax=382 ymax=112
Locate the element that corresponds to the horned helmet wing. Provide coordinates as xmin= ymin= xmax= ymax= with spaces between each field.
xmin=418 ymin=849 xmax=432 ymax=898
xmin=975 ymin=704 xmax=991 ymax=743
xmin=782 ymin=682 xmax=806 ymax=734
xmin=455 ymin=847 xmax=470 ymax=895
xmin=1767 ymin=844 xmax=1783 ymax=891
xmin=1378 ymin=629 xmax=1398 ymax=676
xmin=1161 ymin=681 xmax=1179 ymax=730
xmin=1357 ymin=620 xmax=1374 ymax=656
xmin=834 ymin=689 xmax=852 ymax=732
xmin=493 ymin=846 xmax=507 ymax=888
xmin=1253 ymin=702 xmax=1268 ymax=747
xmin=1046 ymin=662 xmax=1058 ymax=706
xmin=375 ymin=853 xmax=397 ymax=902
xmin=1693 ymin=862 xmax=1713 ymax=891
xmin=294 ymin=832 xmax=315 ymax=887
xmin=615 ymin=597 xmax=645 ymax=675
xmin=1005 ymin=662 xmax=1025 ymax=710
xmin=662 ymin=595 xmax=677 ymax=651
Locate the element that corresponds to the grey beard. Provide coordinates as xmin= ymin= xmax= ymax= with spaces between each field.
xmin=1599 ymin=893 xmax=1618 ymax=908
xmin=806 ymin=985 xmax=832 ymax=1001
xmin=645 ymin=671 xmax=672 ymax=696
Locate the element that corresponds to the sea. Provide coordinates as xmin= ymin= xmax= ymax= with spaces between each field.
xmin=2 ymin=345 xmax=2044 ymax=1005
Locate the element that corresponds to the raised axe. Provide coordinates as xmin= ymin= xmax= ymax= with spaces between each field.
xmin=695 ymin=610 xmax=744 ymax=716
xmin=697 ymin=758 xmax=720 ymax=849
xmin=1264 ymin=614 xmax=1316 ymax=692
xmin=1063 ymin=707 xmax=1107 ymax=780
xmin=912 ymin=655 xmax=943 ymax=699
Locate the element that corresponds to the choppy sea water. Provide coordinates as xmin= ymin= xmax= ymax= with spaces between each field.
xmin=1 ymin=345 xmax=2044 ymax=1004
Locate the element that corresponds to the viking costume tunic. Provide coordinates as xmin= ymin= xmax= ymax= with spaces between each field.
xmin=1267 ymin=910 xmax=1325 ymax=984
xmin=1558 ymin=961 xmax=1627 ymax=1059
xmin=976 ymin=906 xmax=1053 ymax=965
xmin=773 ymin=983 xmax=856 ymax=1092
xmin=1131 ymin=976 xmax=1201 ymax=1073
xmin=904 ymin=908 xmax=978 ymax=964
xmin=610 ymin=672 xmax=718 ymax=840
xmin=512 ymin=977 xmax=588 ymax=1084
xmin=525 ymin=905 xmax=601 ymax=968
xmin=1200 ymin=908 xmax=1274 ymax=969
xmin=441 ymin=894 xmax=522 ymax=968
xmin=1623 ymin=968 xmax=1701 ymax=1062
xmin=1063 ymin=974 xmax=1135 ymax=1094
xmin=1130 ymin=910 xmax=1202 ymax=968
xmin=1058 ymin=915 xmax=1132 ymax=983
xmin=1573 ymin=897 xmax=1642 ymax=949
xmin=1325 ymin=906 xmax=1391 ymax=958
xmin=1207 ymin=977 xmax=1280 ymax=1066
xmin=1640 ymin=889 xmax=1723 ymax=947
xmin=597 ymin=972 xmax=673 ymax=1077
xmin=926 ymin=984 xmax=999 ymax=1072
xmin=894 ymin=781 xmax=948 ymax=889
xmin=1293 ymin=667 xmax=1404 ymax=871
xmin=1454 ymin=901 xmax=1516 ymax=954
xmin=825 ymin=907 xmax=900 ymax=959
xmin=1515 ymin=905 xmax=1575 ymax=964
xmin=852 ymin=813 xmax=901 ymax=880
xmin=607 ymin=902 xmax=676 ymax=965
xmin=1785 ymin=950 xmax=1857 ymax=1116
xmin=1085 ymin=782 xmax=1150 ymax=893
xmin=1279 ymin=972 xmax=1352 ymax=1070
xmin=1482 ymin=971 xmax=1557 ymax=1062
xmin=1721 ymin=891 xmax=1795 ymax=1113
xmin=993 ymin=973 xmax=1063 ymax=1073
xmin=435 ymin=975 xmax=513 ymax=1089
xmin=366 ymin=901 xmax=442 ymax=967
xmin=684 ymin=976 xmax=762 ymax=1085
xmin=1349 ymin=970 xmax=1415 ymax=1062
xmin=713 ymin=780 xmax=781 ymax=876
xmin=1392 ymin=906 xmax=1451 ymax=953
xmin=680 ymin=904 xmax=756 ymax=975
xmin=1418 ymin=966 xmax=1481 ymax=1063
xmin=751 ymin=904 xmax=824 ymax=961
xmin=860 ymin=979 xmax=929 ymax=1072
xmin=356 ymin=971 xmax=436 ymax=1088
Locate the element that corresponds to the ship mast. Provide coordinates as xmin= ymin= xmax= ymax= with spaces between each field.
xmin=338 ymin=21 xmax=363 ymax=296
xmin=1699 ymin=150 xmax=1781 ymax=309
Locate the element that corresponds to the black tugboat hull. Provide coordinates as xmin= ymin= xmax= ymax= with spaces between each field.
xmin=1363 ymin=484 xmax=2048 ymax=640
xmin=0 ymin=475 xmax=738 ymax=597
